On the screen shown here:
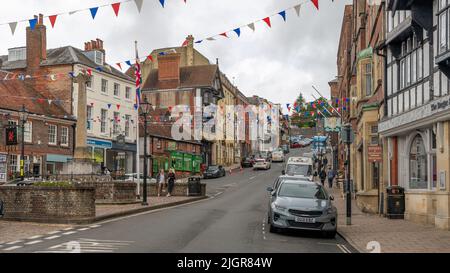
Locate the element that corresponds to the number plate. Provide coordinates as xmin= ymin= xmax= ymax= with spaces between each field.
xmin=295 ymin=216 xmax=315 ymax=223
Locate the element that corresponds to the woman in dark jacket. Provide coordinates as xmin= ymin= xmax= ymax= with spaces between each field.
xmin=167 ymin=168 xmax=176 ymax=197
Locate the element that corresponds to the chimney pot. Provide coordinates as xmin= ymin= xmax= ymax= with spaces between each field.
xmin=38 ymin=14 xmax=44 ymax=25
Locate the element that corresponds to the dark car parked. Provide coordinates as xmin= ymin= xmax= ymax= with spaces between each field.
xmin=241 ymin=156 xmax=255 ymax=168
xmin=203 ymin=165 xmax=226 ymax=179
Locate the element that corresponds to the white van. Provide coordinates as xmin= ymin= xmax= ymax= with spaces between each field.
xmin=283 ymin=157 xmax=314 ymax=180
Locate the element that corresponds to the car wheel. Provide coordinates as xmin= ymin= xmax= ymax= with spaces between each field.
xmin=269 ymin=224 xmax=277 ymax=233
xmin=323 ymin=230 xmax=337 ymax=239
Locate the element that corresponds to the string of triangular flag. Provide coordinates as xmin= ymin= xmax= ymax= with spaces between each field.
xmin=2 ymin=0 xmax=188 ymax=36
xmin=193 ymin=0 xmax=321 ymax=45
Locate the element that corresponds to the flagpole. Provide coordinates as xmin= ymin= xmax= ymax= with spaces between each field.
xmin=135 ymin=40 xmax=141 ymax=199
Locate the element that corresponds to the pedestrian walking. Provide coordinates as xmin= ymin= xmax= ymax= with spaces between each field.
xmin=167 ymin=168 xmax=176 ymax=197
xmin=319 ymin=168 xmax=327 ymax=186
xmin=156 ymin=169 xmax=165 ymax=197
xmin=327 ymin=166 xmax=336 ymax=189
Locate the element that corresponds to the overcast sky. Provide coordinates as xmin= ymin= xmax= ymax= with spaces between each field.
xmin=0 ymin=0 xmax=351 ymax=106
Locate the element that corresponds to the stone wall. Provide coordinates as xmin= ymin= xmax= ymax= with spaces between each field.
xmin=0 ymin=186 xmax=95 ymax=223
xmin=47 ymin=174 xmax=112 ymax=183
xmin=143 ymin=182 xmax=206 ymax=197
xmin=78 ymin=181 xmax=137 ymax=204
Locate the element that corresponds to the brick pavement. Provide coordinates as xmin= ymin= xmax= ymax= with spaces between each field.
xmin=327 ymin=185 xmax=450 ymax=253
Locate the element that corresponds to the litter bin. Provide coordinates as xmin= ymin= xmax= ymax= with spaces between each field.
xmin=386 ymin=186 xmax=405 ymax=219
xmin=188 ymin=177 xmax=202 ymax=196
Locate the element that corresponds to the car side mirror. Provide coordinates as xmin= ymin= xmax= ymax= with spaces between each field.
xmin=266 ymin=187 xmax=274 ymax=192
xmin=330 ymin=195 xmax=334 ymax=201
xmin=281 ymin=170 xmax=286 ymax=175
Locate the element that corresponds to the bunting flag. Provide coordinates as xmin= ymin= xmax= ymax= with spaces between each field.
xmin=311 ymin=0 xmax=319 ymax=10
xmin=29 ymin=18 xmax=38 ymax=30
xmin=233 ymin=28 xmax=241 ymax=37
xmin=294 ymin=4 xmax=301 ymax=17
xmin=49 ymin=15 xmax=57 ymax=28
xmin=107 ymin=103 xmax=112 ymax=109
xmin=125 ymin=60 xmax=132 ymax=66
xmin=116 ymin=63 xmax=122 ymax=70
xmin=134 ymin=0 xmax=144 ymax=13
xmin=111 ymin=3 xmax=121 ymax=17
xmin=278 ymin=11 xmax=287 ymax=22
xmin=117 ymin=104 xmax=121 ymax=110
xmin=262 ymin=17 xmax=271 ymax=28
xmin=220 ymin=32 xmax=228 ymax=38
xmin=286 ymin=103 xmax=291 ymax=112
xmin=159 ymin=0 xmax=165 ymax=8
xmin=247 ymin=23 xmax=255 ymax=32
xmin=147 ymin=55 xmax=154 ymax=62
xmin=90 ymin=7 xmax=99 ymax=19
xmin=9 ymin=22 xmax=17 ymax=35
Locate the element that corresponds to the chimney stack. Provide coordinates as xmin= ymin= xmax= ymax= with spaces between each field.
xmin=84 ymin=38 xmax=106 ymax=63
xmin=158 ymin=53 xmax=181 ymax=86
xmin=26 ymin=14 xmax=47 ymax=74
xmin=186 ymin=35 xmax=195 ymax=66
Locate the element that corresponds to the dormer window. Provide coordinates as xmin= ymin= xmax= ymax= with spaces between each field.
xmin=83 ymin=50 xmax=104 ymax=66
xmin=8 ymin=47 xmax=26 ymax=62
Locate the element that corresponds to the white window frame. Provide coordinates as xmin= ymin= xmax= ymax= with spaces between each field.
xmin=48 ymin=124 xmax=57 ymax=145
xmin=101 ymin=109 xmax=107 ymax=133
xmin=125 ymin=115 xmax=131 ymax=138
xmin=61 ymin=126 xmax=69 ymax=147
xmin=125 ymin=87 xmax=131 ymax=99
xmin=101 ymin=79 xmax=108 ymax=93
xmin=87 ymin=105 xmax=93 ymax=131
xmin=114 ymin=83 xmax=120 ymax=97
xmin=24 ymin=121 xmax=32 ymax=143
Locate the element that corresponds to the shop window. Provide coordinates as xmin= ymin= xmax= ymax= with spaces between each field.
xmin=48 ymin=124 xmax=57 ymax=145
xmin=409 ymin=135 xmax=428 ymax=189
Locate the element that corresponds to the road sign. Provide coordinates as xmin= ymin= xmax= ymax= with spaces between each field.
xmin=368 ymin=146 xmax=382 ymax=162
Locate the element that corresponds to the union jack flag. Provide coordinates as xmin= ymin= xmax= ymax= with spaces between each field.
xmin=135 ymin=47 xmax=142 ymax=107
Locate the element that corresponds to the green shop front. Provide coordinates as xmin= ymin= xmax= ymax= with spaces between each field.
xmin=152 ymin=151 xmax=202 ymax=177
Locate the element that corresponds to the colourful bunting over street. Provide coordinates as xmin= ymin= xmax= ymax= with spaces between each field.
xmin=311 ymin=0 xmax=319 ymax=10
xmin=111 ymin=3 xmax=121 ymax=17
xmin=233 ymin=28 xmax=241 ymax=37
xmin=262 ymin=17 xmax=271 ymax=28
xmin=278 ymin=11 xmax=287 ymax=22
xmin=159 ymin=0 xmax=165 ymax=8
xmin=29 ymin=18 xmax=37 ymax=30
xmin=49 ymin=15 xmax=57 ymax=28
xmin=90 ymin=7 xmax=99 ymax=19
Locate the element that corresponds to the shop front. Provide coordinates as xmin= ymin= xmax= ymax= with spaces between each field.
xmin=152 ymin=151 xmax=202 ymax=178
xmin=106 ymin=138 xmax=136 ymax=176
xmin=87 ymin=137 xmax=112 ymax=171
xmin=46 ymin=154 xmax=72 ymax=175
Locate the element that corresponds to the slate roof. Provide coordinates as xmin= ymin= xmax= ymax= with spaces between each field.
xmin=0 ymin=46 xmax=132 ymax=81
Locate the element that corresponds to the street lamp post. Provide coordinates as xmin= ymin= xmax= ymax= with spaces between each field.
xmin=19 ymin=105 xmax=29 ymax=181
xmin=342 ymin=123 xmax=354 ymax=225
xmin=139 ymin=97 xmax=152 ymax=206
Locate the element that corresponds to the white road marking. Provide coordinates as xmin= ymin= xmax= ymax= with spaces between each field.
xmin=249 ymin=176 xmax=257 ymax=180
xmin=62 ymin=231 xmax=77 ymax=235
xmin=77 ymin=227 xmax=90 ymax=231
xmin=47 ymin=230 xmax=61 ymax=235
xmin=340 ymin=244 xmax=352 ymax=253
xmin=45 ymin=235 xmax=61 ymax=240
xmin=25 ymin=240 xmax=43 ymax=245
xmin=27 ymin=235 xmax=43 ymax=240
xmin=42 ymin=238 xmax=133 ymax=253
xmin=6 ymin=240 xmax=22 ymax=245
xmin=89 ymin=225 xmax=101 ymax=228
xmin=3 ymin=245 xmax=23 ymax=251
xmin=337 ymin=244 xmax=351 ymax=253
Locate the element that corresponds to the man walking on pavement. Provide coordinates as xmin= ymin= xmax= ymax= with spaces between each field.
xmin=327 ymin=166 xmax=336 ymax=189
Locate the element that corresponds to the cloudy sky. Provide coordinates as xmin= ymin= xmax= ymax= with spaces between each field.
xmin=0 ymin=0 xmax=351 ymax=106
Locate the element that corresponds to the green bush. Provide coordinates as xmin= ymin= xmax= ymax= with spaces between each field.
xmin=33 ymin=181 xmax=73 ymax=187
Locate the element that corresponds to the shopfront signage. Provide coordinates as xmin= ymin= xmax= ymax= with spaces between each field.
xmin=87 ymin=138 xmax=112 ymax=149
xmin=368 ymin=146 xmax=382 ymax=162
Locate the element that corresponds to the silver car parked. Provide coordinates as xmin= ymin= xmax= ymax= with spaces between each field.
xmin=267 ymin=180 xmax=337 ymax=238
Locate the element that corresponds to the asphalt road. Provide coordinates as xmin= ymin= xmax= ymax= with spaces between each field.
xmin=2 ymin=147 xmax=356 ymax=253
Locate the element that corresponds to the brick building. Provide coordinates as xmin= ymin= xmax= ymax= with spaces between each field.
xmin=141 ymin=52 xmax=224 ymax=167
xmin=0 ymin=71 xmax=75 ymax=181
xmin=0 ymin=14 xmax=137 ymax=175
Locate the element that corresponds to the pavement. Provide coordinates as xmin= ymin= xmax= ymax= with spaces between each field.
xmin=328 ymin=185 xmax=450 ymax=253
xmin=0 ymin=147 xmax=356 ymax=253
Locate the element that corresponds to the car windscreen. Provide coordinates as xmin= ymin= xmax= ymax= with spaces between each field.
xmin=278 ymin=183 xmax=327 ymax=200
xmin=207 ymin=166 xmax=219 ymax=171
xmin=286 ymin=164 xmax=312 ymax=176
